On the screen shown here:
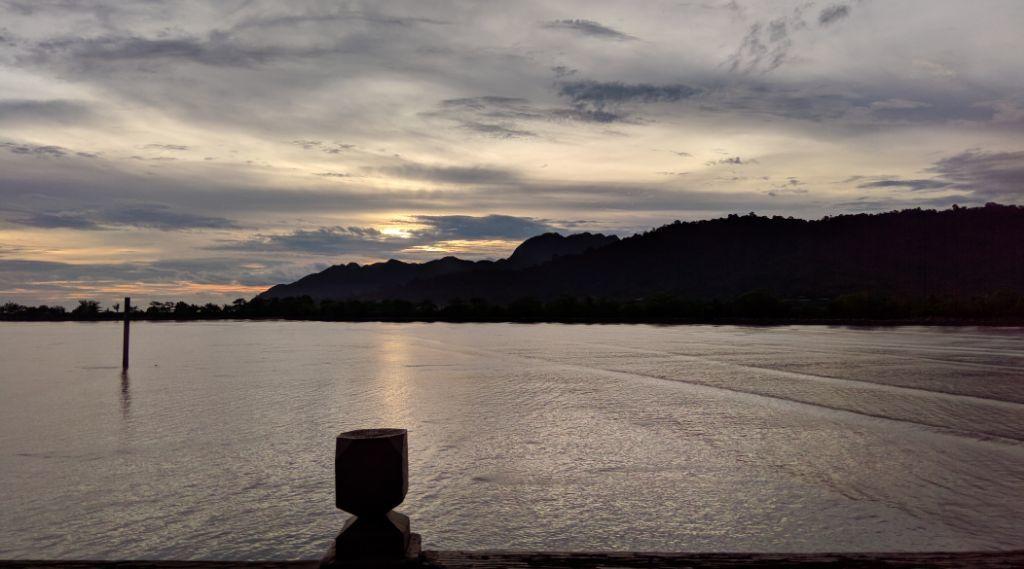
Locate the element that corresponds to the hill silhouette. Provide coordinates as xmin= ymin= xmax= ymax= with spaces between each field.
xmin=260 ymin=231 xmax=618 ymax=300
xmin=506 ymin=232 xmax=619 ymax=269
xmin=261 ymin=204 xmax=1024 ymax=304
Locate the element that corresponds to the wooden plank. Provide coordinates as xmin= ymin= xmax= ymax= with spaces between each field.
xmin=0 ymin=563 xmax=315 ymax=569
xmin=3 ymin=550 xmax=1023 ymax=569
xmin=421 ymin=550 xmax=1024 ymax=568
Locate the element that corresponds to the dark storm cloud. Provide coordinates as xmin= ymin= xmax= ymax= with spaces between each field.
xmin=0 ymin=99 xmax=95 ymax=124
xmin=818 ymin=5 xmax=850 ymax=26
xmin=857 ymin=179 xmax=951 ymax=191
xmin=928 ymin=150 xmax=1024 ymax=200
xmin=544 ymin=19 xmax=634 ymax=40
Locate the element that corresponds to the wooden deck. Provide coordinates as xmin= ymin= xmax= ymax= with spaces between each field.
xmin=3 ymin=550 xmax=1024 ymax=568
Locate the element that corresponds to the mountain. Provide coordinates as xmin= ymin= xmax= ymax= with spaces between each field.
xmin=259 ymin=256 xmax=478 ymax=301
xmin=260 ymin=204 xmax=1024 ymax=303
xmin=259 ymin=231 xmax=618 ymax=300
xmin=506 ymin=232 xmax=619 ymax=269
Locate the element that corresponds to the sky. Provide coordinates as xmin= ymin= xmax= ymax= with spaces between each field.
xmin=1 ymin=0 xmax=1023 ymax=306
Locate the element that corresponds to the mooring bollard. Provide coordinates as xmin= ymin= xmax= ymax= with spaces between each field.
xmin=321 ymin=428 xmax=420 ymax=567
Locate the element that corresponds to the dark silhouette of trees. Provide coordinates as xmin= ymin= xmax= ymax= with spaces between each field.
xmin=2 ymin=290 xmax=1024 ymax=323
xmin=71 ymin=299 xmax=101 ymax=319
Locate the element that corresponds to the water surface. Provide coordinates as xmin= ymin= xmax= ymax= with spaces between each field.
xmin=1 ymin=322 xmax=1023 ymax=559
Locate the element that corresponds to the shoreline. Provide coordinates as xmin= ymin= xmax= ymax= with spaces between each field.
xmin=3 ymin=316 xmax=1023 ymax=327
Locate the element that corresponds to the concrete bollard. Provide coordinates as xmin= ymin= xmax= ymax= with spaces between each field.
xmin=321 ymin=428 xmax=420 ymax=567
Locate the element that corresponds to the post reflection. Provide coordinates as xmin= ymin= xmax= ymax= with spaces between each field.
xmin=119 ymin=370 xmax=131 ymax=421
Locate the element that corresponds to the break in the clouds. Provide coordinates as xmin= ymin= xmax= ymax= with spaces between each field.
xmin=218 ymin=215 xmax=559 ymax=257
xmin=0 ymin=0 xmax=1022 ymax=305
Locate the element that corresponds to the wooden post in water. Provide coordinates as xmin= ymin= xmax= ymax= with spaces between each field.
xmin=122 ymin=297 xmax=131 ymax=370
xmin=321 ymin=428 xmax=420 ymax=567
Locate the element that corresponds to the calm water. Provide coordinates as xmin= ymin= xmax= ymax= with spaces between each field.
xmin=1 ymin=322 xmax=1023 ymax=559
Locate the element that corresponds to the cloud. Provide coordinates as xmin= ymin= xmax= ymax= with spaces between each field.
xmin=0 ymin=141 xmax=71 ymax=158
xmin=432 ymin=94 xmax=623 ymax=129
xmin=553 ymin=80 xmax=702 ymax=123
xmin=0 ymin=99 xmax=96 ymax=125
xmin=228 ymin=10 xmax=448 ymax=31
xmin=316 ymin=172 xmax=354 ymax=178
xmin=706 ymin=156 xmax=756 ymax=166
xmin=818 ymin=5 xmax=850 ymax=26
xmin=869 ymin=99 xmax=931 ymax=111
xmin=101 ymin=205 xmax=238 ymax=230
xmin=440 ymin=97 xmax=531 ymax=112
xmin=849 ymin=149 xmax=1024 ymax=200
xmin=3 ymin=204 xmax=239 ymax=231
xmin=2 ymin=1 xmax=1023 ymax=305
xmin=221 ymin=226 xmax=394 ymax=255
xmin=29 ymin=35 xmax=291 ymax=69
xmin=857 ymin=179 xmax=950 ymax=191
xmin=0 ymin=256 xmax=300 ymax=305
xmin=927 ymin=150 xmax=1024 ymax=200
xmin=458 ymin=122 xmax=537 ymax=139
xmin=142 ymin=143 xmax=190 ymax=151
xmin=558 ymin=80 xmax=701 ymax=106
xmin=411 ymin=214 xmax=556 ymax=240
xmin=432 ymin=98 xmax=540 ymax=136
xmin=544 ymin=19 xmax=634 ymax=41
xmin=729 ymin=19 xmax=797 ymax=74
xmin=551 ymin=65 xmax=577 ymax=78
xmin=12 ymin=211 xmax=102 ymax=229
xmin=216 ymin=214 xmax=559 ymax=257
xmin=766 ymin=176 xmax=809 ymax=197
xmin=291 ymin=140 xmax=355 ymax=153
xmin=377 ymin=162 xmax=521 ymax=185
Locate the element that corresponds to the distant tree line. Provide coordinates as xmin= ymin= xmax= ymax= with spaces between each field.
xmin=3 ymin=290 xmax=1024 ymax=324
